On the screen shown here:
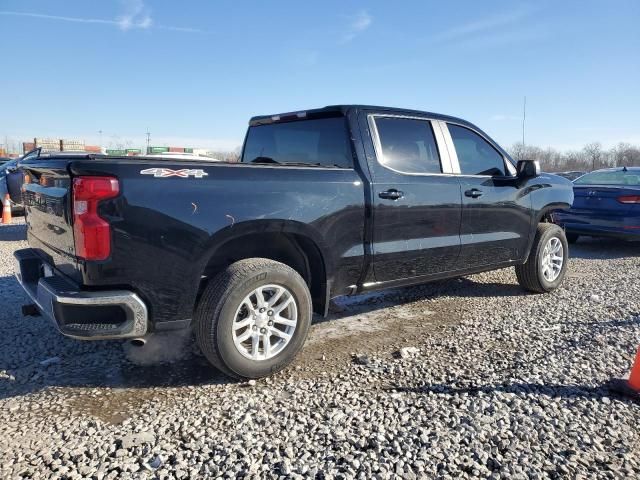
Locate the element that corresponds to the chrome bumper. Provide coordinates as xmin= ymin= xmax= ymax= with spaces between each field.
xmin=14 ymin=248 xmax=148 ymax=340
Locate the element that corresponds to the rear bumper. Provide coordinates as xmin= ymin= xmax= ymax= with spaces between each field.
xmin=14 ymin=248 xmax=148 ymax=340
xmin=554 ymin=211 xmax=640 ymax=240
xmin=563 ymin=225 xmax=640 ymax=240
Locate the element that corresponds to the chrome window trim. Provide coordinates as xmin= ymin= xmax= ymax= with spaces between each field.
xmin=432 ymin=120 xmax=455 ymax=173
xmin=367 ymin=114 xmax=456 ymax=177
xmin=442 ymin=121 xmax=517 ymax=178
xmin=437 ymin=119 xmax=461 ymax=174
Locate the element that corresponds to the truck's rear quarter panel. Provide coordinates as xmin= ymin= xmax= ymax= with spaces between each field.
xmin=22 ymin=157 xmax=366 ymax=328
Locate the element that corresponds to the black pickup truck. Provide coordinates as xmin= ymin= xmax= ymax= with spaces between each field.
xmin=15 ymin=105 xmax=573 ymax=379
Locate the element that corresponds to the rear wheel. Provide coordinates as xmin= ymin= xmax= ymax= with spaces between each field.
xmin=195 ymin=258 xmax=312 ymax=379
xmin=516 ymin=223 xmax=568 ymax=293
xmin=566 ymin=232 xmax=579 ymax=244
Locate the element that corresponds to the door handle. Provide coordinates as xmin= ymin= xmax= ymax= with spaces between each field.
xmin=464 ymin=189 xmax=483 ymax=198
xmin=379 ymin=189 xmax=404 ymax=200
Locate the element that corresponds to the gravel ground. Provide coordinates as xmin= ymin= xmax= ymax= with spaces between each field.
xmin=1 ymin=219 xmax=640 ymax=479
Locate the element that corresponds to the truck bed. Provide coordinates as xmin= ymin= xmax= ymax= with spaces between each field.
xmin=20 ymin=154 xmax=367 ymax=328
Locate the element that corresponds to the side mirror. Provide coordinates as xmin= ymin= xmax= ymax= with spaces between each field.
xmin=516 ymin=159 xmax=540 ymax=178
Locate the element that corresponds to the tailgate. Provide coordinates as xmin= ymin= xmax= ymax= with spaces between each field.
xmin=21 ymin=160 xmax=80 ymax=281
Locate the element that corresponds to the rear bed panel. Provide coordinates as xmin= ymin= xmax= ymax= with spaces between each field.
xmin=19 ymin=155 xmax=367 ymax=328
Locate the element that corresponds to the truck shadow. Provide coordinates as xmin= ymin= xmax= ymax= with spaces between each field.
xmin=0 ymin=269 xmax=232 ymax=402
xmin=0 ymin=272 xmax=526 ymax=401
xmin=321 ymin=277 xmax=526 ymax=324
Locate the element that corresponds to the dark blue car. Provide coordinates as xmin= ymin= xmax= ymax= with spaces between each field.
xmin=554 ymin=167 xmax=640 ymax=243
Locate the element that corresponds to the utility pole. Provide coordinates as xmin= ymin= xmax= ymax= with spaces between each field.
xmin=522 ymin=96 xmax=526 ymax=152
xmin=145 ymin=130 xmax=151 ymax=154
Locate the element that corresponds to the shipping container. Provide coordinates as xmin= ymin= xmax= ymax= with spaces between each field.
xmin=125 ymin=148 xmax=142 ymax=154
xmin=183 ymin=147 xmax=194 ymax=153
xmin=106 ymin=149 xmax=127 ymax=156
xmin=62 ymin=138 xmax=84 ymax=145
xmin=169 ymin=147 xmax=185 ymax=153
xmin=148 ymin=146 xmax=169 ymax=154
xmin=84 ymin=145 xmax=102 ymax=153
xmin=35 ymin=138 xmax=61 ymax=152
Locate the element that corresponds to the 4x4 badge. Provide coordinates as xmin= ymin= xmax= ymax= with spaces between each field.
xmin=140 ymin=168 xmax=208 ymax=178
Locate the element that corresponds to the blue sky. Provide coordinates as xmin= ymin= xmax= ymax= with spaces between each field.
xmin=1 ymin=0 xmax=639 ymax=152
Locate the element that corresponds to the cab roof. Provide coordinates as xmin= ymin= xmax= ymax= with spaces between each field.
xmin=248 ymin=104 xmax=473 ymax=127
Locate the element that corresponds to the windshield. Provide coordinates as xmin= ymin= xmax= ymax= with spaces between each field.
xmin=574 ymin=170 xmax=640 ymax=186
xmin=241 ymin=117 xmax=352 ymax=168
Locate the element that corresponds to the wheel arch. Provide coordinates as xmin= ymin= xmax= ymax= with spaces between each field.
xmin=198 ymin=220 xmax=331 ymax=316
xmin=523 ymin=202 xmax=570 ymax=262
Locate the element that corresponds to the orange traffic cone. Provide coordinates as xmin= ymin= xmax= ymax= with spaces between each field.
xmin=608 ymin=347 xmax=640 ymax=399
xmin=1 ymin=194 xmax=11 ymax=224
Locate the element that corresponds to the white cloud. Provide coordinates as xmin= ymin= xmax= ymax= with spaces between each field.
xmin=116 ymin=0 xmax=152 ymax=31
xmin=0 ymin=1 xmax=205 ymax=33
xmin=432 ymin=7 xmax=539 ymax=47
xmin=0 ymin=11 xmax=117 ymax=26
xmin=341 ymin=10 xmax=372 ymax=43
xmin=435 ymin=8 xmax=532 ymax=41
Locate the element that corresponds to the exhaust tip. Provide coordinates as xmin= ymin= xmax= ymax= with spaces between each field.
xmin=130 ymin=338 xmax=147 ymax=347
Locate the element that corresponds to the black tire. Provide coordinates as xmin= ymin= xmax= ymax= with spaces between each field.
xmin=195 ymin=258 xmax=312 ymax=379
xmin=566 ymin=232 xmax=579 ymax=244
xmin=515 ymin=223 xmax=568 ymax=293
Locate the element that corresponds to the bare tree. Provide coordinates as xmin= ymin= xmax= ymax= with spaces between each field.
xmin=583 ymin=142 xmax=605 ymax=170
xmin=612 ymin=142 xmax=640 ymax=167
xmin=507 ymin=141 xmax=640 ymax=173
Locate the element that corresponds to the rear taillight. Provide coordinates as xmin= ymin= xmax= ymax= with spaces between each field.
xmin=618 ymin=195 xmax=640 ymax=204
xmin=72 ymin=176 xmax=119 ymax=260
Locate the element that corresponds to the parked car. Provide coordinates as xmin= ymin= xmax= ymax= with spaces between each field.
xmin=0 ymin=159 xmax=23 ymax=213
xmin=14 ymin=105 xmax=573 ymax=379
xmin=0 ymin=149 xmax=42 ymax=213
xmin=553 ymin=166 xmax=640 ymax=242
xmin=556 ymin=171 xmax=586 ymax=181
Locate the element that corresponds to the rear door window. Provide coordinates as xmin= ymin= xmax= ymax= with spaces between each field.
xmin=373 ymin=117 xmax=442 ymax=174
xmin=448 ymin=124 xmax=506 ymax=176
xmin=241 ymin=117 xmax=353 ymax=168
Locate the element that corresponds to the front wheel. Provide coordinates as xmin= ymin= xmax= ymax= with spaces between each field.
xmin=195 ymin=258 xmax=312 ymax=379
xmin=515 ymin=223 xmax=568 ymax=293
